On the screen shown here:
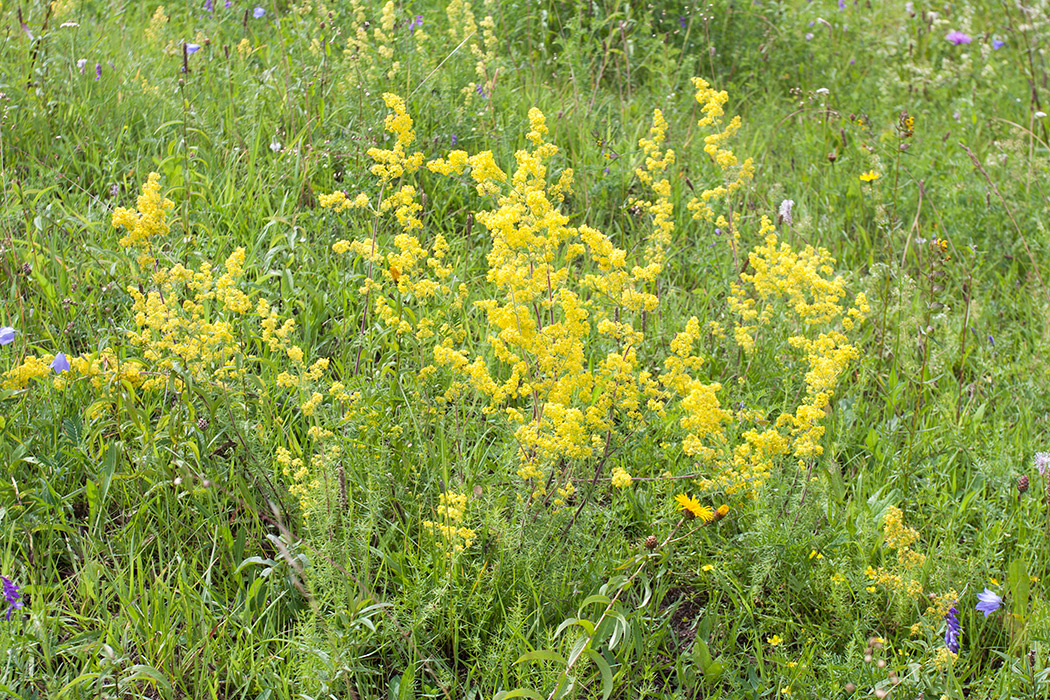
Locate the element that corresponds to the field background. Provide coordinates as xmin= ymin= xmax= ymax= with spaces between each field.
xmin=1 ymin=0 xmax=1049 ymax=698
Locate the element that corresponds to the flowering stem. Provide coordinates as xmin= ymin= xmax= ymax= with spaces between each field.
xmin=353 ymin=184 xmax=386 ymax=375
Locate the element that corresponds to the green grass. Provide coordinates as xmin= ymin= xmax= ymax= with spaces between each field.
xmin=1 ymin=0 xmax=1049 ymax=698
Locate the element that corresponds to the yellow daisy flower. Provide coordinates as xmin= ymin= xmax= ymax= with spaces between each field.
xmin=674 ymin=494 xmax=714 ymax=522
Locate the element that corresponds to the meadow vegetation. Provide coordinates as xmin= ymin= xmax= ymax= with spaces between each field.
xmin=1 ymin=0 xmax=1049 ymax=697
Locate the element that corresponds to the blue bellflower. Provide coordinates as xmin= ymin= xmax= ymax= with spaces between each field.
xmin=0 ymin=327 xmax=15 ymax=345
xmin=976 ymin=588 xmax=1002 ymax=617
xmin=50 ymin=352 xmax=70 ymax=373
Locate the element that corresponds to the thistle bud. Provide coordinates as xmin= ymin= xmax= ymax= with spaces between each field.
xmin=644 ymin=535 xmax=658 ymax=550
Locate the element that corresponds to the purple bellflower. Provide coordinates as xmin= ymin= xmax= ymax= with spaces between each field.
xmin=50 ymin=352 xmax=70 ymax=373
xmin=976 ymin=588 xmax=1002 ymax=617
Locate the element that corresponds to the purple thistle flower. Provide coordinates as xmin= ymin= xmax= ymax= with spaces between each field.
xmin=0 ymin=327 xmax=14 ymax=345
xmin=50 ymin=352 xmax=70 ymax=373
xmin=992 ymin=39 xmax=1005 ymax=50
xmin=946 ymin=31 xmax=972 ymax=45
xmin=95 ymin=63 xmax=102 ymax=80
xmin=2 ymin=576 xmax=22 ymax=621
xmin=976 ymin=588 xmax=1002 ymax=617
xmin=944 ymin=605 xmax=961 ymax=653
xmin=253 ymin=6 xmax=265 ymax=18
xmin=1036 ymin=452 xmax=1050 ymax=477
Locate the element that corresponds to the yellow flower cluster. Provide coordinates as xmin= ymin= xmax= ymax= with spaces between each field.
xmin=660 ymin=316 xmax=730 ymax=463
xmin=318 ymin=191 xmax=370 ymax=213
xmin=610 ymin=467 xmax=633 ymax=489
xmin=124 ymin=247 xmax=254 ymax=388
xmin=686 ymin=77 xmax=755 ymax=225
xmin=865 ymin=506 xmax=927 ymax=601
xmin=323 ymin=94 xmax=453 ymax=340
xmin=721 ymin=218 xmax=867 ymax=482
xmin=446 ymin=0 xmax=498 ymax=101
xmin=145 ymin=5 xmax=167 ymax=43
xmin=1 ymin=354 xmax=56 ymax=390
xmin=366 ymin=93 xmax=425 ymax=183
xmin=425 ymin=102 xmax=673 ymax=489
xmin=629 ymin=109 xmax=676 ymax=285
xmin=422 ymin=490 xmax=475 ymax=553
xmin=111 ymin=171 xmax=174 ymax=266
xmin=882 ymin=505 xmax=920 ymax=552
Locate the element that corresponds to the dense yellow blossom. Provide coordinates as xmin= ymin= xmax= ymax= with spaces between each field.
xmin=423 ymin=490 xmax=474 ymax=553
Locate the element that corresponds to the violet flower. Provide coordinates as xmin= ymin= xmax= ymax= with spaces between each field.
xmin=944 ymin=605 xmax=961 ymax=653
xmin=976 ymin=588 xmax=1003 ymax=617
xmin=253 ymin=6 xmax=265 ymax=18
xmin=0 ymin=327 xmax=14 ymax=345
xmin=946 ymin=30 xmax=972 ymax=45
xmin=50 ymin=352 xmax=70 ymax=373
xmin=2 ymin=576 xmax=22 ymax=621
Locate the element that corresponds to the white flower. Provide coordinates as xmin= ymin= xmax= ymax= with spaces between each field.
xmin=1035 ymin=452 xmax=1050 ymax=476
xmin=779 ymin=199 xmax=794 ymax=225
xmin=269 ymin=138 xmax=282 ymax=153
